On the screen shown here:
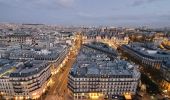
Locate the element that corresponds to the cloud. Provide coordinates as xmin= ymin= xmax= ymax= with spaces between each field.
xmin=131 ymin=0 xmax=158 ymax=6
xmin=0 ymin=0 xmax=75 ymax=9
xmin=0 ymin=0 xmax=170 ymax=27
xmin=77 ymin=12 xmax=97 ymax=18
xmin=57 ymin=0 xmax=75 ymax=7
xmin=76 ymin=11 xmax=170 ymax=25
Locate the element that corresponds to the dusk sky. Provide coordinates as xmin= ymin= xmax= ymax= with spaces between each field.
xmin=0 ymin=0 xmax=170 ymax=27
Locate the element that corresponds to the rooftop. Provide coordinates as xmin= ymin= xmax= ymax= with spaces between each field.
xmin=126 ymin=42 xmax=170 ymax=58
xmin=0 ymin=59 xmax=49 ymax=78
xmin=162 ymin=61 xmax=170 ymax=69
xmin=0 ymin=59 xmax=12 ymax=66
xmin=9 ymin=44 xmax=68 ymax=61
xmin=10 ymin=60 xmax=49 ymax=77
xmin=70 ymin=44 xmax=139 ymax=78
xmin=0 ymin=60 xmax=21 ymax=77
xmin=84 ymin=42 xmax=118 ymax=57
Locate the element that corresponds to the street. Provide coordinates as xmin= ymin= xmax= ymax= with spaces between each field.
xmin=45 ymin=34 xmax=81 ymax=100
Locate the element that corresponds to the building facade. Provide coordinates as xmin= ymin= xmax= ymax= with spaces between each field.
xmin=120 ymin=43 xmax=170 ymax=69
xmin=0 ymin=33 xmax=33 ymax=45
xmin=0 ymin=60 xmax=51 ymax=99
xmin=160 ymin=61 xmax=170 ymax=95
xmin=68 ymin=45 xmax=140 ymax=99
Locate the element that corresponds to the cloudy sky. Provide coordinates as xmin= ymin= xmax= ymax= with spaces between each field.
xmin=0 ymin=0 xmax=170 ymax=27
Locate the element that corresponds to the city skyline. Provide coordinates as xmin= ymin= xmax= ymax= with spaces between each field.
xmin=0 ymin=0 xmax=170 ymax=27
xmin=0 ymin=24 xmax=170 ymax=99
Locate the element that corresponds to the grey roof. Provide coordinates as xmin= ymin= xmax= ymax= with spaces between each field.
xmin=10 ymin=60 xmax=49 ymax=77
xmin=126 ymin=43 xmax=170 ymax=58
xmin=70 ymin=45 xmax=138 ymax=78
xmin=9 ymin=47 xmax=63 ymax=60
xmin=0 ymin=59 xmax=12 ymax=66
xmin=0 ymin=62 xmax=18 ymax=76
xmin=163 ymin=61 xmax=170 ymax=69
